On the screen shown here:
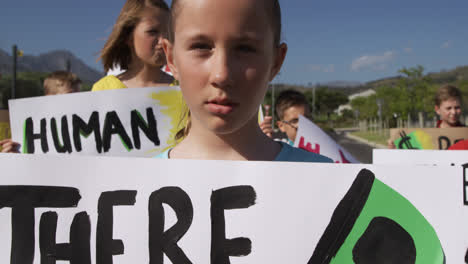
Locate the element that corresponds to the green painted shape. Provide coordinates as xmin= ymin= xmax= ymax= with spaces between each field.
xmin=330 ymin=179 xmax=444 ymax=263
xmin=394 ymin=131 xmax=423 ymax=149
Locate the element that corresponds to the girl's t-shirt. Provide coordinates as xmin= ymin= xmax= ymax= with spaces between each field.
xmin=91 ymin=75 xmax=178 ymax=91
xmin=92 ymin=75 xmax=127 ymax=91
xmin=155 ymin=142 xmax=333 ymax=163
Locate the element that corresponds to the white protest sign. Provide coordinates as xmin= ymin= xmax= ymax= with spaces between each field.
xmin=294 ymin=115 xmax=359 ymax=163
xmin=0 ymin=155 xmax=465 ymax=263
xmin=373 ymin=149 xmax=468 ymax=166
xmin=8 ymin=87 xmax=185 ymax=157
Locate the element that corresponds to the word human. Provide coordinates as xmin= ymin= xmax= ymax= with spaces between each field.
xmin=23 ymin=108 xmax=160 ymax=154
xmin=0 ymin=185 xmax=255 ymax=264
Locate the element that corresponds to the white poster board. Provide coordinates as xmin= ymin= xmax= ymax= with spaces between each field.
xmin=294 ymin=115 xmax=359 ymax=163
xmin=8 ymin=87 xmax=185 ymax=157
xmin=0 ymin=155 xmax=466 ymax=263
xmin=373 ymin=149 xmax=468 ymax=166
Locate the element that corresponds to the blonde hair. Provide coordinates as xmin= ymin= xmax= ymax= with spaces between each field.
xmin=43 ymin=71 xmax=81 ymax=95
xmin=98 ymin=0 xmax=170 ymax=72
xmin=434 ymin=84 xmax=462 ymax=106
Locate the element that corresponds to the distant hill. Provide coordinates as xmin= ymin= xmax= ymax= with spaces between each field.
xmin=0 ymin=49 xmax=103 ymax=83
xmin=271 ymin=65 xmax=468 ymax=96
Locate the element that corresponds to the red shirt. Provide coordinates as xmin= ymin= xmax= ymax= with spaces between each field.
xmin=436 ymin=120 xmax=465 ymax=128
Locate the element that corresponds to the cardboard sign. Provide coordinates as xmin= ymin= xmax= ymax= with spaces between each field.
xmin=0 ymin=109 xmax=11 ymax=141
xmin=390 ymin=127 xmax=468 ymax=150
xmin=294 ymin=115 xmax=359 ymax=163
xmin=8 ymin=87 xmax=185 ymax=157
xmin=0 ymin=155 xmax=465 ymax=263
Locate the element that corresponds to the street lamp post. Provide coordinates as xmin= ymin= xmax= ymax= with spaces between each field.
xmin=11 ymin=45 xmax=18 ymax=100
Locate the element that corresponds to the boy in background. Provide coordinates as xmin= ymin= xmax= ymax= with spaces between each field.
xmin=275 ymin=90 xmax=312 ymax=145
xmin=43 ymin=71 xmax=82 ymax=95
xmin=0 ymin=71 xmax=81 ymax=152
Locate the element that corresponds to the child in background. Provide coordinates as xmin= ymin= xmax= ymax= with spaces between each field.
xmin=160 ymin=0 xmax=331 ymax=162
xmin=43 ymin=71 xmax=82 ymax=95
xmin=434 ymin=84 xmax=464 ymax=128
xmin=0 ymin=71 xmax=81 ymax=153
xmin=387 ymin=84 xmax=465 ymax=149
xmin=275 ymin=89 xmax=311 ymax=145
xmin=92 ymin=0 xmax=174 ymax=91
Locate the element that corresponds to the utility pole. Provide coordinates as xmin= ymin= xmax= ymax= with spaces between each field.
xmin=11 ymin=45 xmax=17 ymax=99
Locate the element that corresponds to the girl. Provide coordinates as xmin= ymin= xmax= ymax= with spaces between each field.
xmin=160 ymin=0 xmax=331 ymax=162
xmin=92 ymin=0 xmax=174 ymax=91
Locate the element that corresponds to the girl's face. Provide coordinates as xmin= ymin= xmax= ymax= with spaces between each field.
xmin=130 ymin=6 xmax=169 ymax=67
xmin=435 ymin=98 xmax=462 ymax=126
xmin=165 ymin=0 xmax=287 ymax=134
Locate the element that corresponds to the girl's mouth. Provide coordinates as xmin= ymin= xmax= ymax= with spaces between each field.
xmin=205 ymin=98 xmax=239 ymax=115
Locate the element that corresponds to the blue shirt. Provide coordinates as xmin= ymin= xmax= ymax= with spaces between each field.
xmin=155 ymin=142 xmax=332 ymax=163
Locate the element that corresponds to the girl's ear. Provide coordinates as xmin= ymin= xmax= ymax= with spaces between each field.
xmin=269 ymin=43 xmax=288 ymax=81
xmin=277 ymin=120 xmax=286 ymax=133
xmin=163 ymin=39 xmax=179 ymax=80
xmin=434 ymin=105 xmax=441 ymax=116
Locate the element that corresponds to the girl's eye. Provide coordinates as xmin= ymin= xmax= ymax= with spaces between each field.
xmin=146 ymin=29 xmax=159 ymax=35
xmin=237 ymin=44 xmax=256 ymax=53
xmin=190 ymin=43 xmax=212 ymax=51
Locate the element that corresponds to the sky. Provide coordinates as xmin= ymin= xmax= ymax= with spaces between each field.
xmin=1 ymin=0 xmax=467 ymax=85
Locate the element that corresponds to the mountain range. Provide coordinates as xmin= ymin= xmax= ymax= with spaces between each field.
xmin=0 ymin=49 xmax=103 ymax=83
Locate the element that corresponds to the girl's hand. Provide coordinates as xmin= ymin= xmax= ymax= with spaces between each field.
xmin=0 ymin=139 xmax=21 ymax=153
xmin=260 ymin=116 xmax=273 ymax=138
xmin=387 ymin=139 xmax=396 ymax=149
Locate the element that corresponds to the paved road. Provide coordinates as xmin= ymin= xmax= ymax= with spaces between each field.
xmin=327 ymin=130 xmax=375 ymax=164
xmin=273 ymin=129 xmax=376 ymax=163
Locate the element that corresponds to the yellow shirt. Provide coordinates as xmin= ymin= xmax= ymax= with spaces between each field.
xmin=91 ymin=75 xmax=127 ymax=91
xmin=91 ymin=75 xmax=177 ymax=91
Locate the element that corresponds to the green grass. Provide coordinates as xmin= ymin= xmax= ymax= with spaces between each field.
xmin=350 ymin=130 xmax=389 ymax=146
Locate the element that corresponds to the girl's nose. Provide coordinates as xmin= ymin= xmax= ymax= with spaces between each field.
xmin=211 ymin=50 xmax=234 ymax=89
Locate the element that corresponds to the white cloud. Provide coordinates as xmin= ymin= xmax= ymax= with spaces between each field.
xmin=441 ymin=40 xmax=452 ymax=49
xmin=350 ymin=51 xmax=396 ymax=72
xmin=403 ymin=47 xmax=413 ymax=53
xmin=308 ymin=64 xmax=335 ymax=73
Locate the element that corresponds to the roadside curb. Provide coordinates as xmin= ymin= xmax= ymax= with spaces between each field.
xmin=345 ymin=132 xmax=388 ymax=149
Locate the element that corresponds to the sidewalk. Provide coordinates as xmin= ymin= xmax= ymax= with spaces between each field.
xmin=345 ymin=132 xmax=388 ymax=149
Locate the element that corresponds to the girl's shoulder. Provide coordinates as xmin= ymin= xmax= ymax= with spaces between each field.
xmin=274 ymin=142 xmax=333 ymax=163
xmin=91 ymin=75 xmax=127 ymax=91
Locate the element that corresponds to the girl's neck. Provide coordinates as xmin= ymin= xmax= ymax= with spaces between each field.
xmin=120 ymin=61 xmax=172 ymax=88
xmin=439 ymin=120 xmax=456 ymax=128
xmin=171 ymin=117 xmax=281 ymax=161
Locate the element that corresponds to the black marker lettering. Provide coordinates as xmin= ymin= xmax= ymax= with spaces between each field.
xmin=131 ymin=108 xmax=160 ymax=149
xmin=438 ymin=136 xmax=451 ymax=150
xmin=51 ymin=116 xmax=72 ymax=153
xmin=149 ymin=187 xmax=193 ymax=264
xmin=24 ymin=117 xmax=49 ymax=153
xmin=73 ymin=112 xmax=102 ymax=153
xmin=102 ymin=111 xmax=133 ymax=152
xmin=39 ymin=211 xmax=91 ymax=264
xmin=210 ymin=186 xmax=256 ymax=264
xmin=0 ymin=186 xmax=80 ymax=264
xmin=96 ymin=191 xmax=137 ymax=264
xmin=463 ymin=163 xmax=468 ymax=206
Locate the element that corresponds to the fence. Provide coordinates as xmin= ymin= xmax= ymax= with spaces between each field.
xmin=358 ymin=113 xmax=468 ymax=137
